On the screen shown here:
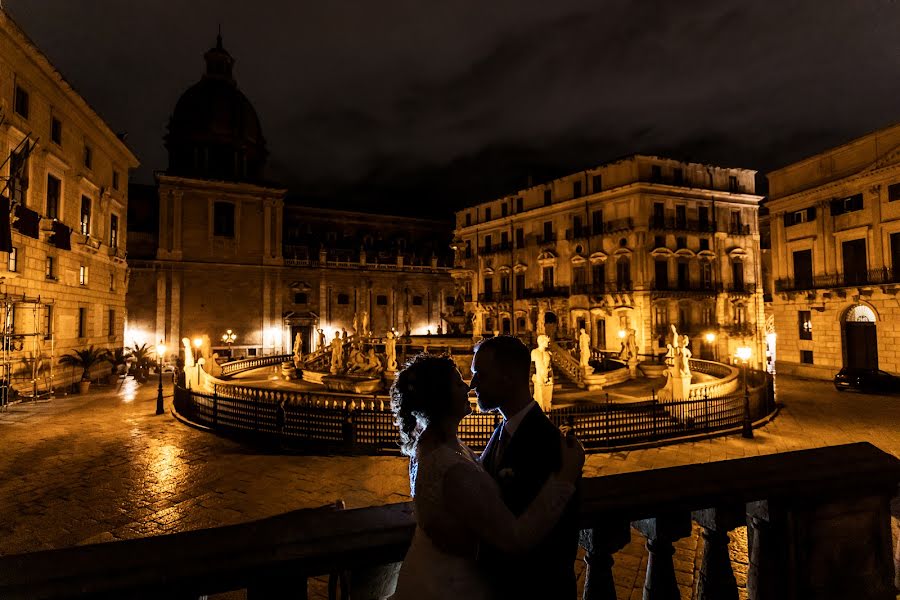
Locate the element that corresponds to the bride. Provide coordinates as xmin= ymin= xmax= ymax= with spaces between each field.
xmin=389 ymin=353 xmax=584 ymax=599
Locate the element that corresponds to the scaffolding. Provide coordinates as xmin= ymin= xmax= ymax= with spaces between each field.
xmin=1 ymin=293 xmax=55 ymax=410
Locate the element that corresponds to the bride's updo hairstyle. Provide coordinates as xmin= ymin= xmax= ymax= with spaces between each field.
xmin=391 ymin=353 xmax=459 ymax=456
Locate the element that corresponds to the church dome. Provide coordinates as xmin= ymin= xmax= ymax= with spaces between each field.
xmin=165 ymin=34 xmax=268 ymax=182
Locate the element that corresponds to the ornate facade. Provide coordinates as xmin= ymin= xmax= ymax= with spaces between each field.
xmin=0 ymin=9 xmax=138 ymax=391
xmin=766 ymin=122 xmax=900 ymax=379
xmin=125 ymin=36 xmax=453 ymax=359
xmin=452 ymin=155 xmax=766 ymax=367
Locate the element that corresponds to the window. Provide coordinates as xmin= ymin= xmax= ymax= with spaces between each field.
xmin=45 ymin=255 xmax=55 ymax=279
xmin=592 ymin=210 xmax=603 ymax=234
xmin=698 ymin=206 xmax=710 ymax=230
xmin=542 ymin=266 xmax=554 ymax=288
xmin=78 ymin=307 xmax=87 ymax=338
xmin=543 ymin=189 xmax=551 ymax=206
xmin=294 ymin=292 xmax=308 ymax=304
xmin=112 ymin=170 xmax=120 ymax=191
xmin=735 ymin=305 xmax=746 ymax=325
xmin=464 ymin=240 xmax=471 ymax=258
xmin=213 ymin=202 xmax=235 ymax=237
xmin=654 ymin=260 xmax=668 ymax=289
xmin=572 ymin=266 xmax=586 ymax=286
xmin=465 ymin=212 xmax=471 ymax=226
xmin=702 ymin=305 xmax=714 ymax=325
xmin=830 ymin=193 xmax=863 ymax=215
xmin=485 ymin=207 xmax=491 ymax=221
xmin=79 ymin=265 xmax=89 ymax=285
xmin=784 ymin=206 xmax=816 ymax=226
xmin=14 ymin=85 xmax=29 ymax=118
xmin=5 ymin=305 xmax=14 ymax=335
xmin=842 ymin=238 xmax=868 ymax=284
xmin=501 ymin=203 xmax=508 ymax=217
xmin=731 ymin=261 xmax=744 ymax=290
xmin=483 ymin=277 xmax=493 ymax=298
xmin=889 ymin=183 xmax=900 ymax=202
xmin=7 ymin=247 xmax=17 ymax=272
xmin=500 ymin=274 xmax=511 ymax=294
xmin=729 ymin=175 xmax=738 ymax=192
xmin=676 ymin=236 xmax=687 ymax=250
xmin=798 ymin=311 xmax=812 ymax=340
xmin=515 ymin=273 xmax=525 ymax=297
xmin=9 ymin=145 xmax=29 ymax=205
xmin=108 ymin=309 xmax=115 ymax=337
xmin=376 ymin=294 xmax=388 ymax=306
xmin=483 ymin=235 xmax=492 ymax=253
xmin=109 ymin=272 xmax=115 ymax=291
xmin=677 ymin=260 xmax=689 ymax=287
xmin=46 ymin=175 xmax=60 ymax=220
xmin=572 ymin=215 xmax=583 ymax=236
xmin=592 ymin=174 xmax=602 ymax=193
xmin=616 ymin=257 xmax=631 ymax=289
xmin=109 ymin=214 xmax=119 ymax=249
xmin=573 ymin=181 xmax=582 ymax=198
xmin=675 ymin=205 xmax=687 ymax=228
xmin=793 ymin=250 xmax=813 ymax=288
xmin=730 ymin=210 xmax=743 ymax=232
xmin=651 ymin=165 xmax=662 ymax=182
xmin=592 ymin=264 xmax=605 ymax=288
xmin=654 ymin=235 xmax=665 ymax=249
xmin=699 ymin=238 xmax=710 ymax=252
xmin=515 ymin=228 xmax=524 ymax=248
xmin=500 ymin=231 xmax=508 ymax=249
xmin=50 ymin=117 xmax=62 ymax=145
xmin=412 ymin=295 xmax=423 ymax=306
xmin=515 ymin=197 xmax=523 ymax=213
xmin=891 ymin=232 xmax=900 ymax=278
xmin=800 ymin=350 xmax=814 ymax=364
xmin=673 ymin=168 xmax=683 ymax=185
xmin=80 ymin=195 xmax=91 ymax=235
xmin=43 ymin=305 xmax=53 ymax=339
xmin=83 ymin=144 xmax=92 ymax=170
xmin=543 ymin=221 xmax=553 ymax=242
xmin=700 ymin=261 xmax=713 ymax=288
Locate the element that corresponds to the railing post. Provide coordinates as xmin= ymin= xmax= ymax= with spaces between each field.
xmin=580 ymin=521 xmax=631 ymax=600
xmin=212 ymin=384 xmax=218 ymax=428
xmin=604 ymin=393 xmax=610 ymax=448
xmin=633 ymin=514 xmax=692 ymax=600
xmin=692 ymin=506 xmax=744 ymax=600
xmin=254 ymin=389 xmax=260 ymax=431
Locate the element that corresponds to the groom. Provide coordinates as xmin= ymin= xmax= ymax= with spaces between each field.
xmin=470 ymin=335 xmax=580 ymax=599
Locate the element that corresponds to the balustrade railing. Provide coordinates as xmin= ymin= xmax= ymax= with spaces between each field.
xmin=2 ymin=443 xmax=895 ymax=600
xmin=220 ymin=354 xmax=293 ymax=376
xmin=648 ymin=216 xmax=717 ymax=233
xmin=522 ymin=285 xmax=571 ymax=298
xmin=549 ymin=340 xmax=585 ymax=385
xmin=775 ymin=267 xmax=900 ymax=292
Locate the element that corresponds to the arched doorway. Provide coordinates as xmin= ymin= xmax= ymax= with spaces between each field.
xmin=842 ymin=304 xmax=877 ymax=369
xmin=501 ymin=317 xmax=511 ymax=335
xmin=544 ymin=311 xmax=558 ymax=339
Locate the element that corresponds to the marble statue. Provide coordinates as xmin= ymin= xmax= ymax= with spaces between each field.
xmin=385 ymin=331 xmax=398 ymax=371
xmin=664 ymin=324 xmax=692 ymax=400
xmin=293 ymin=333 xmax=303 ymax=368
xmin=536 ymin=309 xmax=546 ymax=336
xmin=341 ymin=328 xmax=348 ymax=341
xmin=347 ymin=343 xmax=367 ymax=373
xmin=330 ymin=332 xmax=344 ymax=374
xmin=360 ymin=311 xmax=369 ymax=337
xmin=531 ymin=334 xmax=553 ymax=412
xmin=317 ymin=328 xmax=326 ymax=353
xmin=436 ymin=324 xmax=443 ymax=336
xmin=620 ymin=328 xmax=638 ymax=361
xmin=352 ymin=313 xmax=360 ymax=336
xmin=363 ymin=348 xmax=383 ymax=374
xmin=181 ymin=337 xmax=194 ymax=368
xmin=578 ymin=328 xmax=591 ymax=367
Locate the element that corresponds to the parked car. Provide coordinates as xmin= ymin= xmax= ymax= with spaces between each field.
xmin=833 ymin=367 xmax=900 ymax=394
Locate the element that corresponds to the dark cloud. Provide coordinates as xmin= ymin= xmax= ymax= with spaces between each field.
xmin=7 ymin=0 xmax=899 ymax=217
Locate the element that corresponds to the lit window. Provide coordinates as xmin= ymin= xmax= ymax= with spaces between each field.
xmin=79 ymin=265 xmax=89 ymax=286
xmin=80 ymin=196 xmax=91 ymax=236
xmin=7 ymin=247 xmax=17 ymax=272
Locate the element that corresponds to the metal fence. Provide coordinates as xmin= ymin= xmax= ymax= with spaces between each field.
xmin=174 ymin=372 xmax=776 ymax=453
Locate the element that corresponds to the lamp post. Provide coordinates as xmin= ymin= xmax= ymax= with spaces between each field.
xmin=192 ymin=337 xmax=202 ymax=389
xmin=222 ymin=329 xmax=237 ymax=358
xmin=736 ymin=346 xmax=753 ymax=438
xmin=155 ymin=341 xmax=166 ymax=415
xmin=705 ymin=331 xmax=717 ymax=362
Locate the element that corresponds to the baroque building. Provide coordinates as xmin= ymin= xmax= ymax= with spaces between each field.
xmin=452 ymin=155 xmax=766 ymax=367
xmin=125 ymin=35 xmax=452 ymax=358
xmin=0 ymin=9 xmax=138 ymax=394
xmin=766 ymin=122 xmax=900 ymax=379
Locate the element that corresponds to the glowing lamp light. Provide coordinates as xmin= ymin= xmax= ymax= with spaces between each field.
xmin=192 ymin=337 xmax=202 ymax=350
xmin=222 ymin=329 xmax=237 ymax=344
xmin=704 ymin=332 xmax=716 ymax=344
xmin=156 ymin=342 xmax=166 ymax=357
xmin=618 ymin=330 xmax=626 ymax=339
xmin=736 ymin=346 xmax=752 ymax=362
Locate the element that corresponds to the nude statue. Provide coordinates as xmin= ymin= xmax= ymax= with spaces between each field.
xmin=578 ymin=328 xmax=591 ymax=367
xmin=385 ymin=330 xmax=398 ymax=371
xmin=330 ymin=331 xmax=344 ymax=374
xmin=531 ymin=334 xmax=553 ymax=412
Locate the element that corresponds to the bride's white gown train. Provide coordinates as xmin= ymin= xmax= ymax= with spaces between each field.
xmin=391 ymin=441 xmax=574 ymax=599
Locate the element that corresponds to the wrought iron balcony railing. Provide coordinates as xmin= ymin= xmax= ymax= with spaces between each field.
xmin=477 ymin=292 xmax=512 ymax=303
xmin=648 ymin=216 xmax=717 ymax=233
xmin=536 ymin=233 xmax=557 ymax=244
xmin=775 ymin=267 xmax=900 ymax=292
xmin=564 ymin=226 xmax=593 ymax=240
xmin=522 ymin=285 xmax=570 ymax=298
xmin=570 ymin=283 xmax=607 ymax=296
xmin=725 ymin=283 xmax=756 ymax=294
xmin=728 ymin=223 xmax=751 ymax=235
xmin=478 ymin=243 xmax=512 ymax=256
xmin=652 ymin=281 xmax=722 ymax=294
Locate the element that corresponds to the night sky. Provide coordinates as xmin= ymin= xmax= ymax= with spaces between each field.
xmin=8 ymin=0 xmax=900 ymax=217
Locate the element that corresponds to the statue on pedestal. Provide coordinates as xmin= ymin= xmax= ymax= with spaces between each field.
xmin=385 ymin=330 xmax=398 ymax=371
xmin=317 ymin=329 xmax=327 ymax=353
xmin=578 ymin=328 xmax=591 ymax=368
xmin=347 ymin=343 xmax=367 ymax=373
xmin=330 ymin=332 xmax=344 ymax=374
xmin=664 ymin=324 xmax=692 ymax=399
xmin=360 ymin=311 xmax=369 ymax=337
xmin=293 ymin=333 xmax=303 ymax=368
xmin=531 ymin=334 xmax=553 ymax=412
xmin=181 ymin=337 xmax=194 ymax=368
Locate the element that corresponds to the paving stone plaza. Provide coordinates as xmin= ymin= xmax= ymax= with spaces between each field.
xmin=0 ymin=374 xmax=897 ymax=599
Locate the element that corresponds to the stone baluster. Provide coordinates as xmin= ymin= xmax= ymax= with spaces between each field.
xmin=580 ymin=520 xmax=631 ymax=600
xmin=692 ymin=506 xmax=744 ymax=600
xmin=632 ymin=514 xmax=692 ymax=600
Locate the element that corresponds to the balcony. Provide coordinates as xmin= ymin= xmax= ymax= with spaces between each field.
xmin=536 ymin=233 xmax=557 ymax=245
xmin=603 ymin=217 xmax=634 ymax=233
xmin=570 ymin=283 xmax=607 ymax=296
xmin=727 ymin=223 xmax=751 ymax=235
xmin=775 ymin=267 xmax=900 ymax=292
xmin=4 ymin=443 xmax=896 ymax=600
xmin=612 ymin=280 xmax=633 ymax=292
xmin=648 ymin=216 xmax=717 ymax=233
xmin=477 ymin=292 xmax=512 ymax=303
xmin=652 ymin=281 xmax=721 ymax=296
xmin=522 ymin=285 xmax=570 ymax=298
xmin=564 ymin=226 xmax=593 ymax=241
xmin=725 ymin=322 xmax=757 ymax=337
xmin=478 ymin=243 xmax=512 ymax=256
xmin=725 ymin=283 xmax=756 ymax=295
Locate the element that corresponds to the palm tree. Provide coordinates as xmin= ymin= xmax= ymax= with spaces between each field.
xmin=127 ymin=343 xmax=152 ymax=383
xmin=59 ymin=346 xmax=113 ymax=382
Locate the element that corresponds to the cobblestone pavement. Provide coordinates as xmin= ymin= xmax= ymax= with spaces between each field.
xmin=0 ymin=375 xmax=897 ymax=599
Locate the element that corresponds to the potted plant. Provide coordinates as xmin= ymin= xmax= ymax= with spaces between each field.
xmin=59 ymin=346 xmax=112 ymax=394
xmin=107 ymin=348 xmax=129 ymax=384
xmin=127 ymin=343 xmax=152 ymax=383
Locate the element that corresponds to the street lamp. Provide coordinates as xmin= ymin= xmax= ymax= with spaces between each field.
xmin=736 ymin=346 xmax=753 ymax=438
xmin=221 ymin=329 xmax=237 ymax=358
xmin=155 ymin=341 xmax=166 ymax=415
xmin=705 ymin=331 xmax=717 ymax=362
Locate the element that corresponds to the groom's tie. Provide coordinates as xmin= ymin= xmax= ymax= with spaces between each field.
xmin=491 ymin=422 xmax=510 ymax=472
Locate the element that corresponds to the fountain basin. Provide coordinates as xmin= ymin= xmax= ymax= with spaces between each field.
xmin=321 ymin=374 xmax=383 ymax=394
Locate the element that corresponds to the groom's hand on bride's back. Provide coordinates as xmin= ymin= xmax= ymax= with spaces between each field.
xmin=556 ymin=429 xmax=585 ymax=484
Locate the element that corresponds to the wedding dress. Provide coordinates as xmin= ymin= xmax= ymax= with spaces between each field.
xmin=391 ymin=440 xmax=574 ymax=599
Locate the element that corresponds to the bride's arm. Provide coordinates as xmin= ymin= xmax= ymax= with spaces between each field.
xmin=442 ymin=462 xmax=574 ymax=553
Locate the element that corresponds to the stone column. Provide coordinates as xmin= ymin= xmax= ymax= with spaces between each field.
xmin=580 ymin=520 xmax=631 ymax=600
xmin=155 ymin=269 xmax=167 ymax=345
xmin=633 ymin=514 xmax=692 ymax=600
xmin=692 ymin=506 xmax=744 ymax=600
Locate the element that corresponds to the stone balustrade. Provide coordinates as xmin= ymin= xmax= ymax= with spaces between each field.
xmin=0 ymin=443 xmax=896 ymax=599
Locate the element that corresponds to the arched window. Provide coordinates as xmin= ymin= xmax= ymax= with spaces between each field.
xmin=616 ymin=257 xmax=631 ymax=290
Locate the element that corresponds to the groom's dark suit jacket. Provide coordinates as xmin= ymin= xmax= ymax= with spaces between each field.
xmin=478 ymin=404 xmax=580 ymax=599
